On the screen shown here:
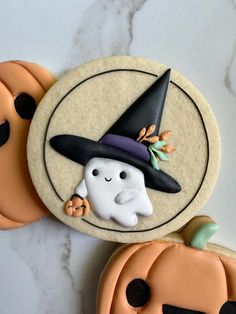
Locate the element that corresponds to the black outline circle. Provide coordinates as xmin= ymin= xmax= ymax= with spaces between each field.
xmin=43 ymin=69 xmax=209 ymax=233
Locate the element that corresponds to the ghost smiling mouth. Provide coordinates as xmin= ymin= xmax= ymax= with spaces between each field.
xmin=105 ymin=177 xmax=112 ymax=182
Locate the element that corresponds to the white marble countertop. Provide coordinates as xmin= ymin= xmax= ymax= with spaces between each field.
xmin=0 ymin=0 xmax=236 ymax=313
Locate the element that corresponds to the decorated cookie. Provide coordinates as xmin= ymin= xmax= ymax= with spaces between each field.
xmin=27 ymin=56 xmax=220 ymax=242
xmin=97 ymin=235 xmax=236 ymax=314
xmin=0 ymin=60 xmax=55 ymax=229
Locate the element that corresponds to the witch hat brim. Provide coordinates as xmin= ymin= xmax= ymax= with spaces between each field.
xmin=50 ymin=135 xmax=181 ymax=193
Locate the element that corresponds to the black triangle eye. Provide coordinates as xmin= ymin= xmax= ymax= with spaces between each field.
xmin=0 ymin=121 xmax=10 ymax=147
xmin=14 ymin=93 xmax=37 ymax=120
xmin=126 ymin=279 xmax=150 ymax=307
xmin=220 ymin=301 xmax=236 ymax=314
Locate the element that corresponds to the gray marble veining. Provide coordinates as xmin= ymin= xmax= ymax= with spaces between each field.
xmin=66 ymin=0 xmax=147 ymax=70
xmin=10 ymin=219 xmax=78 ymax=314
xmin=224 ymin=0 xmax=236 ymax=98
xmin=225 ymin=40 xmax=236 ymax=98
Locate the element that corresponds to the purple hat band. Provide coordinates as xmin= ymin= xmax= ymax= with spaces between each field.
xmin=100 ymin=134 xmax=150 ymax=162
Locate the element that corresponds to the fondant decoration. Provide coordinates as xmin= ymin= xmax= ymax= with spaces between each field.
xmin=137 ymin=124 xmax=159 ymax=143
xmin=189 ymin=223 xmax=219 ymax=250
xmin=14 ymin=93 xmax=37 ymax=119
xmin=220 ymin=302 xmax=236 ymax=314
xmin=73 ymin=158 xmax=153 ymax=227
xmin=138 ymin=125 xmax=176 ymax=170
xmin=27 ymin=56 xmax=221 ymax=243
xmin=97 ymin=239 xmax=236 ymax=314
xmin=51 ymin=69 xmax=180 ymax=192
xmin=51 ymin=69 xmax=180 ymax=227
xmin=182 ymin=216 xmax=219 ymax=250
xmin=126 ymin=278 xmax=150 ymax=308
xmin=0 ymin=121 xmax=10 ymax=146
xmin=65 ymin=193 xmax=91 ymax=217
xmin=0 ymin=60 xmax=55 ymax=229
xmin=163 ymin=305 xmax=203 ymax=313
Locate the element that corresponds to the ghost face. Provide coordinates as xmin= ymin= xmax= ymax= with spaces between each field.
xmin=81 ymin=157 xmax=153 ymax=227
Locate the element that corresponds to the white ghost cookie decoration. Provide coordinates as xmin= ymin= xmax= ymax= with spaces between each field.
xmin=75 ymin=158 xmax=153 ymax=227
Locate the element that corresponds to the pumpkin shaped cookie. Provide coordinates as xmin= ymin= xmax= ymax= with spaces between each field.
xmin=27 ymin=56 xmax=220 ymax=242
xmin=97 ymin=236 xmax=236 ymax=314
xmin=0 ymin=60 xmax=55 ymax=229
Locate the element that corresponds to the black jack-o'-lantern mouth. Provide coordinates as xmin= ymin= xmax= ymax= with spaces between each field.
xmin=0 ymin=120 xmax=10 ymax=147
xmin=162 ymin=301 xmax=236 ymax=314
xmin=162 ymin=304 xmax=204 ymax=314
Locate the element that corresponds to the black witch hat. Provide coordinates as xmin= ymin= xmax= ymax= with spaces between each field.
xmin=50 ymin=69 xmax=181 ymax=193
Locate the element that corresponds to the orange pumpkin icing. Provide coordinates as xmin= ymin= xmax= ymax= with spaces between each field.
xmin=97 ymin=241 xmax=236 ymax=314
xmin=0 ymin=61 xmax=55 ymax=229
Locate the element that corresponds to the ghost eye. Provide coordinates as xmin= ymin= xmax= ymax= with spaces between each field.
xmin=126 ymin=279 xmax=150 ymax=307
xmin=14 ymin=93 xmax=37 ymax=120
xmin=92 ymin=169 xmax=99 ymax=176
xmin=119 ymin=171 xmax=127 ymax=179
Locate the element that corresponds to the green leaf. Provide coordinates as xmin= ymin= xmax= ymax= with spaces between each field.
xmin=156 ymin=150 xmax=169 ymax=161
xmin=148 ymin=148 xmax=160 ymax=170
xmin=149 ymin=141 xmax=166 ymax=150
xmin=150 ymin=148 xmax=161 ymax=155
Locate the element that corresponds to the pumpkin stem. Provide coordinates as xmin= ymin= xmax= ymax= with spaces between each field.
xmin=182 ymin=216 xmax=219 ymax=250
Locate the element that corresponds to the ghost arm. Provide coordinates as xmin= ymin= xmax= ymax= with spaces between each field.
xmin=115 ymin=188 xmax=138 ymax=205
xmin=75 ymin=179 xmax=88 ymax=199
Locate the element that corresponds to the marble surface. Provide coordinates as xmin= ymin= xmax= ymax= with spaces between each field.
xmin=0 ymin=0 xmax=236 ymax=313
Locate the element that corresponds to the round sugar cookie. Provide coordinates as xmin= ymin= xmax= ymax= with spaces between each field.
xmin=27 ymin=56 xmax=221 ymax=242
xmin=97 ymin=235 xmax=236 ymax=314
xmin=0 ymin=60 xmax=55 ymax=229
